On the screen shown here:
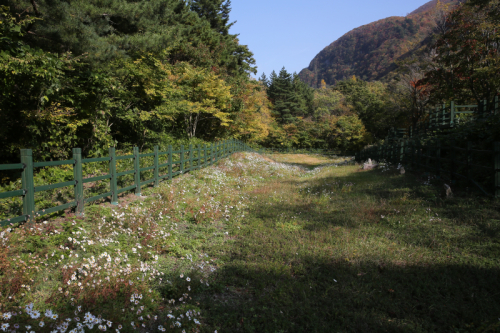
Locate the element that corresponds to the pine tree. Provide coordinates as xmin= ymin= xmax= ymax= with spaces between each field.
xmin=190 ymin=0 xmax=234 ymax=35
xmin=267 ymin=67 xmax=303 ymax=124
xmin=293 ymin=72 xmax=314 ymax=118
xmin=259 ymin=72 xmax=269 ymax=88
xmin=5 ymin=0 xmax=256 ymax=78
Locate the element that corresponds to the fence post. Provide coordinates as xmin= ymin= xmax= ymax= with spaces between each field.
xmin=168 ymin=145 xmax=173 ymax=181
xmin=21 ymin=149 xmax=35 ymax=221
xmin=210 ymin=144 xmax=214 ymax=165
xmin=495 ymin=142 xmax=500 ymax=198
xmin=154 ymin=146 xmax=159 ymax=187
xmin=72 ymin=148 xmax=84 ymax=216
xmin=450 ymin=101 xmax=455 ymax=127
xmin=400 ymin=140 xmax=404 ymax=164
xmin=180 ymin=145 xmax=185 ymax=174
xmin=188 ymin=144 xmax=193 ymax=171
xmin=109 ymin=147 xmax=118 ymax=205
xmin=197 ymin=144 xmax=201 ymax=169
xmin=436 ymin=139 xmax=441 ymax=179
xmin=203 ymin=144 xmax=208 ymax=167
xmin=442 ymin=104 xmax=446 ymax=127
xmin=215 ymin=143 xmax=218 ymax=163
xmin=134 ymin=147 xmax=141 ymax=196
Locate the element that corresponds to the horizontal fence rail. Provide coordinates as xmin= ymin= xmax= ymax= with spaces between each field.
xmin=356 ymin=140 xmax=500 ymax=198
xmin=385 ymin=97 xmax=499 ymax=142
xmin=0 ymin=141 xmax=358 ymax=227
xmin=0 ymin=139 xmax=254 ymax=227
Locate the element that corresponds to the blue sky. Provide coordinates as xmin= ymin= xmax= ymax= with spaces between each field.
xmin=228 ymin=0 xmax=433 ymax=78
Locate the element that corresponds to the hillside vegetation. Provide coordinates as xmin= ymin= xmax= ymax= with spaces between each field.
xmin=299 ymin=0 xmax=459 ymax=87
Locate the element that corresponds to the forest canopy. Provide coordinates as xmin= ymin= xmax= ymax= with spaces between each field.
xmin=0 ymin=0 xmax=499 ymax=165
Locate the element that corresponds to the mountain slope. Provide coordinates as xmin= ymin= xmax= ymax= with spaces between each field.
xmin=299 ymin=0 xmax=458 ymax=87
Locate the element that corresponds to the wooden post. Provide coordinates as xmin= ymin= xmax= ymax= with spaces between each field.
xmin=442 ymin=104 xmax=446 ymax=127
xmin=109 ymin=147 xmax=118 ymax=205
xmin=134 ymin=147 xmax=141 ymax=196
xmin=154 ymin=146 xmax=159 ymax=187
xmin=167 ymin=145 xmax=173 ymax=181
xmin=400 ymin=140 xmax=404 ymax=163
xmin=180 ymin=145 xmax=185 ymax=174
xmin=495 ymin=142 xmax=500 ymax=198
xmin=21 ymin=149 xmax=35 ymax=221
xmin=450 ymin=101 xmax=455 ymax=127
xmin=188 ymin=144 xmax=193 ymax=171
xmin=203 ymin=144 xmax=207 ymax=167
xmin=210 ymin=144 xmax=214 ymax=165
xmin=197 ymin=144 xmax=201 ymax=169
xmin=72 ymin=148 xmax=84 ymax=216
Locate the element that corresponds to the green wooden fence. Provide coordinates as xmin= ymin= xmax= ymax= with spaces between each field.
xmin=0 ymin=139 xmax=253 ymax=227
xmin=385 ymin=97 xmax=499 ymax=141
xmin=356 ymin=139 xmax=500 ymax=198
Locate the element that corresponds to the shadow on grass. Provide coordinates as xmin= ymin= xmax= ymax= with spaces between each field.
xmin=198 ymin=167 xmax=500 ymax=332
xmin=200 ymin=254 xmax=500 ymax=332
xmin=279 ymin=168 xmax=500 ymax=261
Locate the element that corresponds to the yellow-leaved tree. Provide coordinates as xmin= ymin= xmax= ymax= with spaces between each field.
xmin=229 ymin=81 xmax=273 ymax=143
xmin=173 ymin=63 xmax=233 ymax=138
xmin=121 ymin=52 xmax=232 ymax=140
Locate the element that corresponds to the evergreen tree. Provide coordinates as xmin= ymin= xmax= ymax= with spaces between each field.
xmin=259 ymin=72 xmax=269 ymax=88
xmin=292 ymin=72 xmax=314 ymax=117
xmin=190 ymin=0 xmax=233 ymax=35
xmin=6 ymin=0 xmax=193 ymax=63
xmin=267 ymin=67 xmax=302 ymax=124
xmin=5 ymin=0 xmax=256 ymax=78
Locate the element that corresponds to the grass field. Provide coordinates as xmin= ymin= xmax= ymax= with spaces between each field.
xmin=0 ymin=152 xmax=499 ymax=332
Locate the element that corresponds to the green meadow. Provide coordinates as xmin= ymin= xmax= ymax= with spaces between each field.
xmin=1 ymin=152 xmax=499 ymax=333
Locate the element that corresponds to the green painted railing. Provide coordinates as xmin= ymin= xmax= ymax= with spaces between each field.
xmin=0 ymin=139 xmax=253 ymax=226
xmin=385 ymin=97 xmax=499 ymax=141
